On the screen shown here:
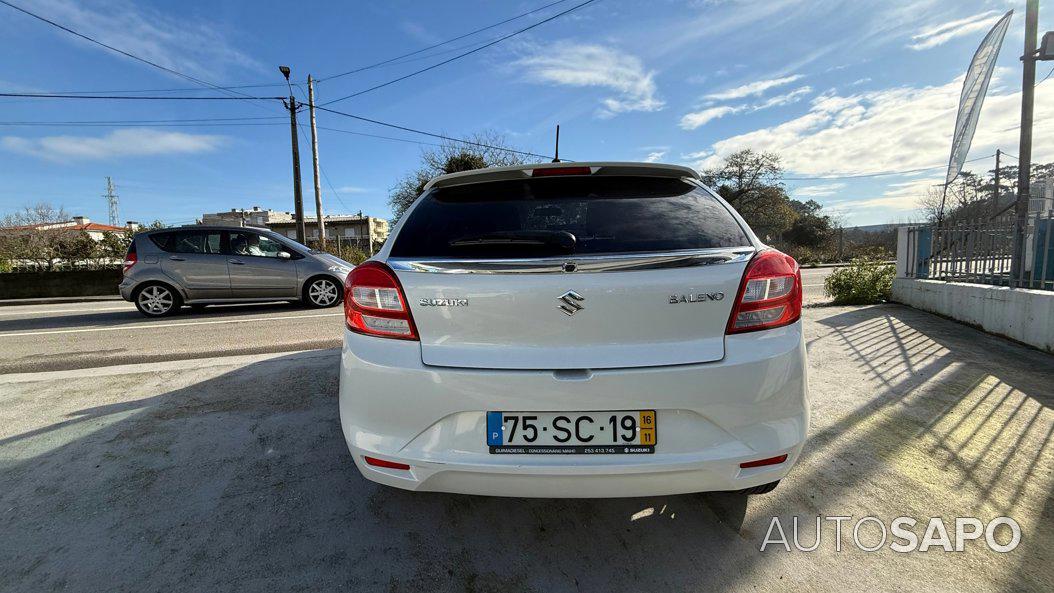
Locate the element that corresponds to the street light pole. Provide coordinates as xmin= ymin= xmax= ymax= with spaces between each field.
xmin=1012 ymin=0 xmax=1039 ymax=284
xmin=280 ymin=66 xmax=306 ymax=244
xmin=307 ymin=75 xmax=326 ymax=249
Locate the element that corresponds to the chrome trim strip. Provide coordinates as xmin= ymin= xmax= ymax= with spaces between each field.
xmin=387 ymin=248 xmax=756 ymax=274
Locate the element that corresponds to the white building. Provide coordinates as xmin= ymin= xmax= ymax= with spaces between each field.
xmin=200 ymin=207 xmax=390 ymax=248
xmin=1029 ymin=178 xmax=1053 ymax=214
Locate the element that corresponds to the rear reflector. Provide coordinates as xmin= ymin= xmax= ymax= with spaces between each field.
xmin=363 ymin=456 xmax=411 ymax=470
xmin=531 ymin=166 xmax=593 ymax=177
xmin=739 ymin=454 xmax=788 ymax=469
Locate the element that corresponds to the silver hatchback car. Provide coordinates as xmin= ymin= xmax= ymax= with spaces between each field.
xmin=119 ymin=225 xmax=354 ymax=317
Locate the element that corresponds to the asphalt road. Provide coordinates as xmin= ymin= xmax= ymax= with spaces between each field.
xmin=0 ymin=267 xmax=836 ymax=374
xmin=0 ymin=301 xmax=344 ymax=374
xmin=2 ymin=303 xmax=1051 ymax=592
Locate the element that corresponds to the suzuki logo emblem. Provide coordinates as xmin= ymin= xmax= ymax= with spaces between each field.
xmin=558 ymin=290 xmax=585 ymax=316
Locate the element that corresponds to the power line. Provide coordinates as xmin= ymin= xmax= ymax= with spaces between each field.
xmin=0 ymin=117 xmax=466 ymax=150
xmin=319 ymin=0 xmax=601 ymax=106
xmin=21 ymin=83 xmax=291 ymax=95
xmin=0 ymin=116 xmax=500 ymax=152
xmin=318 ymin=125 xmax=445 ymax=148
xmin=0 ymin=0 xmax=576 ymax=100
xmin=784 ymin=154 xmax=995 ymax=181
xmin=0 ymin=92 xmax=283 ymax=100
xmin=0 ymin=0 xmax=271 ymax=103
xmin=318 ymin=0 xmax=571 ymax=82
xmin=314 ymin=104 xmax=553 ymax=159
xmin=0 ymin=116 xmax=283 ymax=126
xmin=291 ymin=83 xmax=352 ymax=214
xmin=1037 ymin=64 xmax=1054 ymax=86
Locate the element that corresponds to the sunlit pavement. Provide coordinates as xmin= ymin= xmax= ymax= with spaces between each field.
xmin=0 ymin=303 xmax=1050 ymax=592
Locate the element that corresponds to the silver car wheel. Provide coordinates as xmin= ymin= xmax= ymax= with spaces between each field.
xmin=138 ymin=285 xmax=174 ymax=315
xmin=308 ymin=279 xmax=339 ymax=306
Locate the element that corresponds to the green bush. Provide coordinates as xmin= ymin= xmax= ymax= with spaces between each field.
xmin=823 ymin=258 xmax=895 ymax=305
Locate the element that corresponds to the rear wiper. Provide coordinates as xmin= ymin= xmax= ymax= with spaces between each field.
xmin=448 ymin=230 xmax=576 ymax=252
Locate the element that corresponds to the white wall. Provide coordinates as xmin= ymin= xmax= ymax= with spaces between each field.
xmin=892 ymin=278 xmax=1054 ymax=353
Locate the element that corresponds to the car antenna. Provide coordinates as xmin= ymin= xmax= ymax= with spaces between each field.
xmin=552 ymin=124 xmax=560 ymax=163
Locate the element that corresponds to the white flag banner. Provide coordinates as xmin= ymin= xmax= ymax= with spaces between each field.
xmin=946 ymin=10 xmax=1014 ymax=186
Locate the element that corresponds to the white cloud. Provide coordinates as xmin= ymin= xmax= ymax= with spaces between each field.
xmin=793 ymin=183 xmax=846 ymax=198
xmin=336 ymin=186 xmax=370 ymax=194
xmin=908 ymin=10 xmax=1002 ymax=51
xmin=755 ymin=86 xmax=812 ymax=109
xmin=688 ymin=72 xmax=1054 ymax=180
xmin=686 ymin=72 xmax=1054 ymax=222
xmin=824 ymin=178 xmax=941 ymax=214
xmin=704 ymin=75 xmax=803 ymax=101
xmin=680 ymin=86 xmax=813 ymax=129
xmin=644 ymin=150 xmax=667 ymax=163
xmin=680 ymin=106 xmax=741 ymax=130
xmin=27 ymin=0 xmax=261 ymax=78
xmin=515 ymin=42 xmax=663 ymax=117
xmin=1 ymin=128 xmax=226 ymax=162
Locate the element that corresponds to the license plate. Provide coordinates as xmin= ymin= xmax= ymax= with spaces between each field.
xmin=486 ymin=410 xmax=656 ymax=454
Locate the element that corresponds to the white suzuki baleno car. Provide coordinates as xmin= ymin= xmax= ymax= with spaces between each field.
xmin=339 ymin=162 xmax=808 ymax=498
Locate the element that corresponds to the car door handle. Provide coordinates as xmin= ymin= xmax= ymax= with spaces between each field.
xmin=228 ymin=259 xmax=245 ymax=265
xmin=168 ymin=256 xmax=186 ymax=261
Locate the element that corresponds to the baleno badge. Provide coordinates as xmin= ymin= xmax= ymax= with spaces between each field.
xmin=670 ymin=293 xmax=725 ymax=304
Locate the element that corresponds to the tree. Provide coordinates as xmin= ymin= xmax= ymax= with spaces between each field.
xmin=97 ymin=230 xmax=133 ymax=263
xmin=784 ymin=199 xmax=834 ymax=248
xmin=700 ymin=149 xmax=784 ymax=202
xmin=53 ymin=230 xmax=97 ymax=269
xmin=920 ymin=160 xmax=1054 ymax=223
xmin=388 ymin=131 xmax=538 ymax=220
xmin=701 ymin=150 xmax=797 ymax=241
xmin=0 ymin=203 xmax=71 ymax=271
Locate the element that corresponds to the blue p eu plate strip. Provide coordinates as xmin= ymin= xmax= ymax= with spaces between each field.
xmin=486 ymin=412 xmax=503 ymax=446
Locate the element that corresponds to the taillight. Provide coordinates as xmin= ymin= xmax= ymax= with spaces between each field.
xmin=122 ymin=242 xmax=137 ymax=275
xmin=344 ymin=261 xmax=418 ymax=340
xmin=726 ymin=249 xmax=802 ymax=334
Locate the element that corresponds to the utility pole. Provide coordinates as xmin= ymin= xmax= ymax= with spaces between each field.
xmin=103 ymin=176 xmax=119 ymax=227
xmin=307 ymin=75 xmax=326 ymax=249
xmin=279 ymin=66 xmax=306 ymax=244
xmin=1012 ymin=0 xmax=1039 ymax=284
xmin=991 ymin=149 xmax=1001 ymax=219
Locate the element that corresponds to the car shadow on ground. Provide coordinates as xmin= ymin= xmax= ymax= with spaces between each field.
xmin=1 ymin=304 xmax=1051 ymax=592
xmin=0 ymin=301 xmax=314 ymax=333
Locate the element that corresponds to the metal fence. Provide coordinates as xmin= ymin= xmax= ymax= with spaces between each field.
xmin=904 ymin=211 xmax=1054 ymax=290
xmin=302 ymin=236 xmax=379 ymax=263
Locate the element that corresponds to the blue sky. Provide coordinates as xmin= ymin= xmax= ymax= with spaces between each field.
xmin=1 ymin=0 xmax=1052 ymax=227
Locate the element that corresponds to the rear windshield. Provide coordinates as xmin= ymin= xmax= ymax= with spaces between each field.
xmin=390 ymin=176 xmax=750 ymax=258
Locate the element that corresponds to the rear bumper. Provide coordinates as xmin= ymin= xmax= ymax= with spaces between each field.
xmin=338 ymin=323 xmax=809 ymax=498
xmin=118 ymin=278 xmax=134 ymax=301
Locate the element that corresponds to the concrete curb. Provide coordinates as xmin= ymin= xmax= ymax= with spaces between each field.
xmin=0 ymin=295 xmax=123 ymax=307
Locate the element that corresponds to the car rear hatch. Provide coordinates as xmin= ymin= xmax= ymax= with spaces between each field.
xmin=386 ymin=172 xmax=755 ymax=370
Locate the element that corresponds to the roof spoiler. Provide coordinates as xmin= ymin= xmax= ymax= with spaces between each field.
xmin=423 ymin=161 xmax=701 ymax=191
